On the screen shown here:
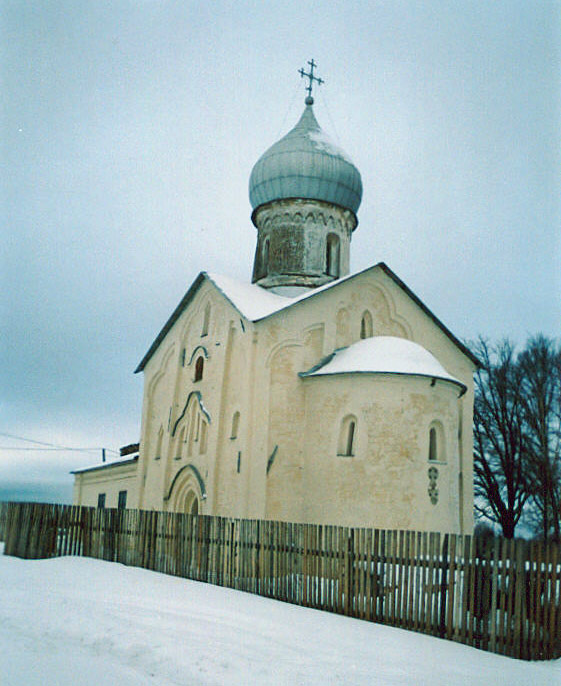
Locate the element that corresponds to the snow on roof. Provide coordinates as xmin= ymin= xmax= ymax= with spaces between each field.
xmin=206 ymin=269 xmax=359 ymax=322
xmin=301 ymin=336 xmax=466 ymax=393
xmin=71 ymin=455 xmax=138 ymax=475
xmin=206 ymin=273 xmax=292 ymax=320
xmin=135 ymin=264 xmax=479 ymax=373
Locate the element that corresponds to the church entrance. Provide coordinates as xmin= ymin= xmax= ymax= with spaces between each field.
xmin=184 ymin=489 xmax=199 ymax=515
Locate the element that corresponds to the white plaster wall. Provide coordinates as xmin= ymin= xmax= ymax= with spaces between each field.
xmin=73 ymin=462 xmax=139 ymax=509
xmin=100 ymin=265 xmax=475 ymax=534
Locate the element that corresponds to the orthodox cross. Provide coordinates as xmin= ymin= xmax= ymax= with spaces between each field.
xmin=298 ymin=59 xmax=324 ymax=105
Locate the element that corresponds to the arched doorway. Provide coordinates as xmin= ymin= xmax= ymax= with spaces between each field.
xmin=165 ymin=464 xmax=206 ymax=515
xmin=184 ymin=489 xmax=199 ymax=515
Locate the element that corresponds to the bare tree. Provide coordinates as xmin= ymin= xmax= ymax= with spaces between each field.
xmin=472 ymin=339 xmax=529 ymax=538
xmin=519 ymin=335 xmax=561 ymax=542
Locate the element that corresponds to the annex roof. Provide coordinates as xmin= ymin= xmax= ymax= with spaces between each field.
xmin=135 ymin=264 xmax=478 ymax=373
xmin=71 ymin=455 xmax=138 ymax=475
xmin=300 ymin=336 xmax=466 ymax=394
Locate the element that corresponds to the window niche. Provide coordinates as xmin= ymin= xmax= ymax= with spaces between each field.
xmin=199 ymin=420 xmax=208 ymax=454
xmin=230 ymin=411 xmax=240 ymax=439
xmin=201 ymin=303 xmax=211 ymax=337
xmin=428 ymin=422 xmax=446 ymax=463
xmin=194 ymin=356 xmax=204 ymax=382
xmin=326 ymin=233 xmax=340 ymax=278
xmin=360 ymin=310 xmax=373 ymax=339
xmin=338 ymin=415 xmax=357 ymax=457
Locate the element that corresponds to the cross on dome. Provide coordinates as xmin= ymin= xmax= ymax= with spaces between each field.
xmin=298 ymin=58 xmax=324 ymax=105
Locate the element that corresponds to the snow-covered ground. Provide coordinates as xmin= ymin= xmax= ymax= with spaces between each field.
xmin=1 ymin=544 xmax=559 ymax=686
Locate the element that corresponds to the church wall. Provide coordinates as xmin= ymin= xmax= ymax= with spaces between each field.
xmin=94 ymin=265 xmax=474 ymax=533
xmin=244 ymin=266 xmax=474 ymax=532
xmin=298 ymin=375 xmax=462 ymax=531
xmin=136 ymin=281 xmax=256 ymax=517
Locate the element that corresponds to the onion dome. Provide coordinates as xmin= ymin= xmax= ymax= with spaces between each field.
xmin=300 ymin=336 xmax=466 ymax=394
xmin=249 ymin=104 xmax=363 ymax=215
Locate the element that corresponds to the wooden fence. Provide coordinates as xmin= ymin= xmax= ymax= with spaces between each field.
xmin=2 ymin=501 xmax=560 ymax=661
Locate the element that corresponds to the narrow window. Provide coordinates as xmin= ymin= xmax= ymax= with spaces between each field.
xmin=428 ymin=427 xmax=437 ymax=461
xmin=199 ymin=420 xmax=208 ymax=454
xmin=237 ymin=451 xmax=241 ymax=473
xmin=97 ymin=493 xmax=106 ymax=509
xmin=231 ymin=411 xmax=240 ymax=439
xmin=428 ymin=422 xmax=446 ymax=462
xmin=360 ymin=310 xmax=373 ymax=339
xmin=201 ymin=303 xmax=211 ymax=337
xmin=181 ymin=348 xmax=186 ymax=366
xmin=338 ymin=415 xmax=357 ymax=456
xmin=194 ymin=356 xmax=204 ymax=382
xmin=118 ymin=490 xmax=127 ymax=509
xmin=326 ymin=233 xmax=340 ymax=278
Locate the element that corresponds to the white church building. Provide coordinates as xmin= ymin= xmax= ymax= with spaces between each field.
xmin=73 ymin=68 xmax=476 ymax=534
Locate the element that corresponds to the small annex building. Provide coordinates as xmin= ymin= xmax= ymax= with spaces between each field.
xmin=73 ymin=82 xmax=477 ymax=534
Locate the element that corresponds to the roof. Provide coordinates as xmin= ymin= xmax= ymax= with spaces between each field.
xmin=300 ymin=336 xmax=467 ymax=394
xmin=135 ymin=264 xmax=479 ymax=373
xmin=71 ymin=455 xmax=138 ymax=475
xmin=249 ymin=104 xmax=362 ymax=214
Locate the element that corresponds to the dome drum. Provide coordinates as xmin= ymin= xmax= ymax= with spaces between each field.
xmin=249 ymin=103 xmax=363 ymax=293
xmin=251 ymin=198 xmax=354 ymax=291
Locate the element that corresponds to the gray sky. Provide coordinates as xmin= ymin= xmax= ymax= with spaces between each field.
xmin=2 ymin=0 xmax=560 ymax=503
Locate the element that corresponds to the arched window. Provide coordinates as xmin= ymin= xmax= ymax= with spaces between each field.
xmin=428 ymin=422 xmax=446 ymax=462
xmin=428 ymin=427 xmax=437 ymax=461
xmin=360 ymin=310 xmax=373 ymax=339
xmin=338 ymin=415 xmax=357 ymax=457
xmin=194 ymin=356 xmax=204 ymax=382
xmin=231 ymin=411 xmax=240 ymax=439
xmin=326 ymin=233 xmax=340 ymax=278
xmin=201 ymin=303 xmax=211 ymax=337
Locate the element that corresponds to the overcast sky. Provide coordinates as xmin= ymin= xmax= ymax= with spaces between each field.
xmin=2 ymin=1 xmax=560 ymax=503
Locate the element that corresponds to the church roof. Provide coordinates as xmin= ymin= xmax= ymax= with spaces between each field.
xmin=249 ymin=104 xmax=363 ymax=215
xmin=134 ymin=264 xmax=478 ymax=373
xmin=299 ymin=336 xmax=467 ymax=395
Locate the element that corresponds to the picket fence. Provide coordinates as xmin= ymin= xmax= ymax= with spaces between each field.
xmin=1 ymin=501 xmax=560 ymax=661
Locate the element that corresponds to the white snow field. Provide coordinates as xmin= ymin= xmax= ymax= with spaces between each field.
xmin=1 ymin=545 xmax=559 ymax=686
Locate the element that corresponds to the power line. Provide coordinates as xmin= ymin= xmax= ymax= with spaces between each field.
xmin=0 ymin=431 xmax=119 ymax=455
xmin=0 ymin=446 xmax=98 ymax=452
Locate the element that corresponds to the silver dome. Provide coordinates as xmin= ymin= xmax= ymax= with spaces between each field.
xmin=249 ymin=105 xmax=363 ymax=214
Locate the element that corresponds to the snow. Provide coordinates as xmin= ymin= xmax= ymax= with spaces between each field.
xmin=308 ymin=129 xmax=356 ymax=165
xmin=303 ymin=336 xmax=465 ymax=390
xmin=206 ymin=272 xmax=292 ymax=321
xmin=71 ymin=455 xmax=138 ymax=474
xmin=206 ymin=268 xmax=365 ymax=322
xmin=1 ymin=544 xmax=559 ymax=685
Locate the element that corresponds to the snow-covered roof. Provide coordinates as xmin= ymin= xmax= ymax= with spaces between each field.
xmin=135 ymin=264 xmax=479 ymax=373
xmin=300 ymin=336 xmax=466 ymax=394
xmin=71 ymin=455 xmax=138 ymax=475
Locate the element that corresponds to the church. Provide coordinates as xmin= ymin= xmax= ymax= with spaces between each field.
xmin=73 ymin=65 xmax=476 ymax=534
